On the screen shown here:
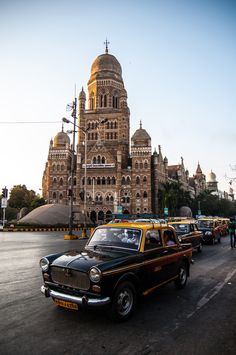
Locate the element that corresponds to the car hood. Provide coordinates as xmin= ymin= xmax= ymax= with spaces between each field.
xmin=198 ymin=227 xmax=211 ymax=232
xmin=51 ymin=248 xmax=136 ymax=272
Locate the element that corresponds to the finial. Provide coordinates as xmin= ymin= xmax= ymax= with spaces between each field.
xmin=104 ymin=39 xmax=110 ymax=54
xmin=158 ymin=144 xmax=161 ymax=152
xmin=140 ymin=120 xmax=142 ymax=129
xmin=62 ymin=123 xmax=64 ymax=132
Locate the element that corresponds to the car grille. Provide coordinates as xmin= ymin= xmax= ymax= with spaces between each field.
xmin=50 ymin=266 xmax=90 ymax=291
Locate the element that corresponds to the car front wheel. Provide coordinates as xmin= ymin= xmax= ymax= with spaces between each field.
xmin=175 ymin=263 xmax=188 ymax=289
xmin=111 ymin=281 xmax=137 ymax=321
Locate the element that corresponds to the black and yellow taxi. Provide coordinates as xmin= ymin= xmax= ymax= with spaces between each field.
xmin=168 ymin=218 xmax=203 ymax=253
xmin=197 ymin=217 xmax=221 ymax=244
xmin=40 ymin=222 xmax=192 ymax=321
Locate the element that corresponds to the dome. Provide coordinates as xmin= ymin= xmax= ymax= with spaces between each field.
xmin=91 ymin=53 xmax=122 ymax=77
xmin=179 ymin=206 xmax=192 ymax=218
xmin=207 ymin=170 xmax=216 ymax=182
xmin=131 ymin=122 xmax=151 ymax=147
xmin=79 ymin=87 xmax=86 ymax=100
xmin=54 ymin=130 xmax=70 ymax=147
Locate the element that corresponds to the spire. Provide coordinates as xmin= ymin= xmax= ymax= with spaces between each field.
xmin=104 ymin=39 xmax=110 ymax=54
xmin=140 ymin=120 xmax=142 ymax=129
xmin=62 ymin=123 xmax=64 ymax=132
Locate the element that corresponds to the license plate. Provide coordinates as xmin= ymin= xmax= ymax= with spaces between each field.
xmin=53 ymin=298 xmax=79 ymax=310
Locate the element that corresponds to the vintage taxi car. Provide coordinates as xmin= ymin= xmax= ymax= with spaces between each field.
xmin=40 ymin=222 xmax=192 ymax=321
xmin=197 ymin=217 xmax=221 ymax=244
xmin=168 ymin=218 xmax=203 ymax=253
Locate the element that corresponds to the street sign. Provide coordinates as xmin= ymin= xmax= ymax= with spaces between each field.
xmin=117 ymin=206 xmax=123 ymax=214
xmin=1 ymin=198 xmax=7 ymax=208
xmin=164 ymin=207 xmax=168 ymax=216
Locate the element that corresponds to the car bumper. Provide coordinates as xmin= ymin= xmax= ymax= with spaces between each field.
xmin=41 ymin=285 xmax=110 ymax=307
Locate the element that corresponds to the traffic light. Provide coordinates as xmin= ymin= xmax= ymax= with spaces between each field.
xmin=1 ymin=187 xmax=8 ymax=198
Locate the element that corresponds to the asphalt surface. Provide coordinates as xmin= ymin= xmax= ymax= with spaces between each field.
xmin=0 ymin=231 xmax=236 ymax=355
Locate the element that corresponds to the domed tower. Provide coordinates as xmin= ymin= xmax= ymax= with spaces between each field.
xmin=206 ymin=170 xmax=218 ymax=193
xmin=77 ymin=44 xmax=130 ymax=167
xmin=42 ymin=126 xmax=73 ymax=205
xmin=131 ymin=121 xmax=152 ymax=214
xmin=75 ymin=44 xmax=131 ymax=223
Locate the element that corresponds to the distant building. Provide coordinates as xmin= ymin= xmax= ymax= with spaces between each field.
xmin=206 ymin=170 xmax=218 ymax=193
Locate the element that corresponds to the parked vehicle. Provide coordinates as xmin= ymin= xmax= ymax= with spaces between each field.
xmin=168 ymin=218 xmax=203 ymax=253
xmin=197 ymin=217 xmax=221 ymax=244
xmin=40 ymin=222 xmax=192 ymax=321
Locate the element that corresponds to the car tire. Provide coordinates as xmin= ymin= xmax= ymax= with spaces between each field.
xmin=111 ymin=281 xmax=137 ymax=321
xmin=197 ymin=241 xmax=203 ymax=253
xmin=175 ymin=263 xmax=188 ymax=289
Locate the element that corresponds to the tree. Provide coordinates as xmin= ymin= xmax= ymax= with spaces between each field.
xmin=8 ymin=185 xmax=36 ymax=210
xmin=158 ymin=181 xmax=193 ymax=216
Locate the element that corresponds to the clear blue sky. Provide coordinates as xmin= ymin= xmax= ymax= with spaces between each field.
xmin=0 ymin=0 xmax=235 ymax=195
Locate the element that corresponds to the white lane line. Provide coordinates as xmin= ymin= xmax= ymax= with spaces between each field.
xmin=186 ymin=268 xmax=236 ymax=319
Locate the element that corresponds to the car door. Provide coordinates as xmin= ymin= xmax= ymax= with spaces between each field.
xmin=142 ymin=229 xmax=168 ymax=291
xmin=161 ymin=229 xmax=181 ymax=279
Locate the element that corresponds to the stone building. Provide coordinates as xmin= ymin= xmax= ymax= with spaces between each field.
xmin=42 ymin=46 xmax=205 ymax=223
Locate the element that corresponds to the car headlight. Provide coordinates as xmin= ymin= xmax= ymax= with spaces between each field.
xmin=39 ymin=257 xmax=49 ymax=272
xmin=205 ymin=231 xmax=212 ymax=236
xmin=89 ymin=267 xmax=101 ymax=283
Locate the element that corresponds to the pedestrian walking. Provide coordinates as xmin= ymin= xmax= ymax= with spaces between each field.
xmin=229 ymin=217 xmax=236 ymax=248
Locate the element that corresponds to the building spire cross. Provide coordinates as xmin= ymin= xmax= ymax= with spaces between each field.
xmin=104 ymin=39 xmax=110 ymax=54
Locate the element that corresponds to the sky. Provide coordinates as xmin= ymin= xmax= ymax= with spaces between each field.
xmin=0 ymin=0 xmax=236 ymax=196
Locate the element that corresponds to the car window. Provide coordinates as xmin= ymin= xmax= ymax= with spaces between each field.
xmin=144 ymin=230 xmax=162 ymax=250
xmin=163 ymin=230 xmax=177 ymax=246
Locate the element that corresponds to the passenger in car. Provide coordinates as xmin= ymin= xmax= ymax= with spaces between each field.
xmin=164 ymin=231 xmax=176 ymax=246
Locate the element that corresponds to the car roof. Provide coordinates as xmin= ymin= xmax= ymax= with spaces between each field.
xmin=97 ymin=222 xmax=172 ymax=231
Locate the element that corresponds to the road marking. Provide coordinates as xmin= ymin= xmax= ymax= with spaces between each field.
xmin=186 ymin=268 xmax=236 ymax=319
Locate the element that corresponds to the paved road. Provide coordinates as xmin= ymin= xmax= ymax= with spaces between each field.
xmin=0 ymin=231 xmax=236 ymax=355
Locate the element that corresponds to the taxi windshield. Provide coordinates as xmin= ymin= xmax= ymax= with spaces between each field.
xmin=171 ymin=224 xmax=190 ymax=234
xmin=87 ymin=227 xmax=142 ymax=251
xmin=198 ymin=220 xmax=214 ymax=228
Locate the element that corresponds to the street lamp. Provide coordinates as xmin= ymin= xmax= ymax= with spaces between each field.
xmin=63 ymin=115 xmax=108 ymax=236
xmin=62 ymin=115 xmax=89 ymax=236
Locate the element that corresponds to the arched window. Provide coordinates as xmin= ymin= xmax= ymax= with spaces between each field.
xmin=59 ymin=178 xmax=63 ymax=186
xmin=95 ymin=195 xmax=99 ymax=202
xmin=144 ymin=161 xmax=148 ymax=169
xmin=99 ymin=195 xmax=103 ymax=202
xmin=121 ymin=176 xmax=126 ymax=185
xmin=73 ymin=178 xmax=76 ymax=186
xmin=101 ymin=156 xmax=105 ymax=164
xmin=104 ymin=95 xmax=107 ymax=107
xmin=52 ymin=165 xmax=56 ymax=171
xmin=106 ymin=121 xmax=110 ymax=129
xmin=140 ymin=162 xmax=143 ymax=169
xmin=82 ymin=177 xmax=85 ymax=185
xmin=92 ymin=122 xmax=95 ymax=129
xmin=97 ymin=156 xmax=101 ymax=164
xmin=59 ymin=193 xmax=63 ymax=200
xmin=107 ymin=177 xmax=111 ymax=185
xmin=136 ymin=193 xmax=141 ymax=198
xmin=53 ymin=192 xmax=57 ymax=199
xmin=106 ymin=195 xmax=109 ymax=201
xmin=114 ymin=121 xmax=117 ymax=128
xmin=135 ymin=161 xmax=139 ymax=170
xmin=127 ymin=176 xmax=131 ymax=185
xmin=127 ymin=197 xmax=130 ymax=203
xmin=110 ymin=195 xmax=114 ymax=202
xmin=143 ymin=176 xmax=147 ymax=183
xmin=112 ymin=176 xmax=116 ymax=185
xmin=88 ymin=177 xmax=91 ymax=185
xmin=110 ymin=122 xmax=113 ymax=129
xmin=93 ymin=157 xmax=96 ymax=164
xmin=102 ymin=177 xmax=106 ymax=185
xmin=136 ymin=176 xmax=140 ymax=184
xmin=143 ymin=191 xmax=148 ymax=198
xmin=53 ymin=177 xmax=57 ymax=184
xmin=97 ymin=177 xmax=101 ymax=185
